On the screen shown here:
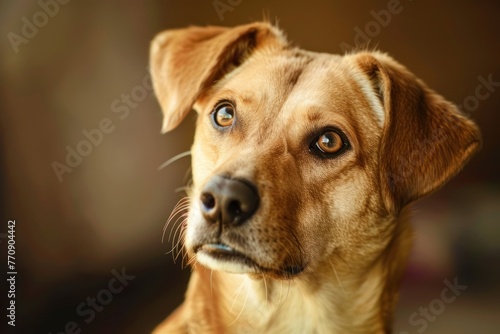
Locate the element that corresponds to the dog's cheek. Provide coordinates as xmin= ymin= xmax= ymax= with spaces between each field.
xmin=300 ymin=174 xmax=376 ymax=261
xmin=295 ymin=205 xmax=334 ymax=267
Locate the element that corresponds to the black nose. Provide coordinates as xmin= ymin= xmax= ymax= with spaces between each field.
xmin=200 ymin=175 xmax=259 ymax=227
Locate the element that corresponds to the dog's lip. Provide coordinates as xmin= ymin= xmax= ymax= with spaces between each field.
xmin=194 ymin=243 xmax=305 ymax=279
xmin=196 ymin=243 xmax=257 ymax=265
xmin=200 ymin=243 xmax=238 ymax=254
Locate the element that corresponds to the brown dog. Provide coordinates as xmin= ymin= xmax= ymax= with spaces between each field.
xmin=150 ymin=22 xmax=481 ymax=333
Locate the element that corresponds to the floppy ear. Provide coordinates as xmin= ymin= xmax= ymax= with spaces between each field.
xmin=150 ymin=22 xmax=287 ymax=133
xmin=353 ymin=52 xmax=481 ymax=215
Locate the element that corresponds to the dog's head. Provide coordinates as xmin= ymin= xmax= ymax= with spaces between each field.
xmin=151 ymin=22 xmax=481 ymax=280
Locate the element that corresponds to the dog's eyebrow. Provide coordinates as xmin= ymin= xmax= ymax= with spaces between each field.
xmin=239 ymin=93 xmax=256 ymax=105
xmin=307 ymin=111 xmax=322 ymax=122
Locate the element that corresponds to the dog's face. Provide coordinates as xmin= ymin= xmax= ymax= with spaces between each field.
xmin=186 ymin=51 xmax=386 ymax=279
xmin=151 ymin=23 xmax=480 ymax=280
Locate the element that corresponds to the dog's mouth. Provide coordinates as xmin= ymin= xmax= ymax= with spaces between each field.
xmin=195 ymin=243 xmax=260 ymax=274
xmin=194 ymin=243 xmax=305 ymax=279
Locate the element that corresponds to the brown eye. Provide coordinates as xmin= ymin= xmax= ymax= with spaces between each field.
xmin=314 ymin=131 xmax=344 ymax=154
xmin=213 ymin=103 xmax=235 ymax=128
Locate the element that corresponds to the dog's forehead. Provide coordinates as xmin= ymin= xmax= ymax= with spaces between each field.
xmin=231 ymin=50 xmax=350 ymax=104
xmin=214 ymin=49 xmax=381 ymax=139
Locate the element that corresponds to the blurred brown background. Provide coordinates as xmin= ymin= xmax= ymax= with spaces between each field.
xmin=1 ymin=0 xmax=499 ymax=333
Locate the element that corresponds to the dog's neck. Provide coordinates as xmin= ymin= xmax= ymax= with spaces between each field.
xmin=185 ymin=216 xmax=412 ymax=334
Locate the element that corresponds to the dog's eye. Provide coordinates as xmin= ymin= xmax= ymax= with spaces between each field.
xmin=311 ymin=130 xmax=347 ymax=156
xmin=212 ymin=103 xmax=235 ymax=128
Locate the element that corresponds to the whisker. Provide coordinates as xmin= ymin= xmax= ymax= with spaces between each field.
xmin=172 ymin=219 xmax=188 ymax=262
xmin=262 ymin=274 xmax=268 ymax=304
xmin=185 ymin=254 xmax=196 ymax=269
xmin=158 ymin=150 xmax=191 ymax=171
xmin=230 ymin=278 xmax=247 ymax=312
xmin=162 ymin=196 xmax=191 ymax=263
xmin=274 ymin=279 xmax=288 ymax=314
xmin=284 ymin=281 xmax=291 ymax=305
xmin=228 ymin=279 xmax=249 ymax=326
xmin=168 ymin=212 xmax=189 ymax=245
xmin=176 ymin=237 xmax=187 ymax=263
xmin=162 ymin=197 xmax=190 ymax=242
xmin=166 ymin=213 xmax=187 ymax=247
xmin=330 ymin=260 xmax=347 ymax=298
xmin=210 ymin=270 xmax=214 ymax=297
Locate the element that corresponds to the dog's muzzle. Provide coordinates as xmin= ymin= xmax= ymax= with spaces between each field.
xmin=193 ymin=174 xmax=305 ymax=278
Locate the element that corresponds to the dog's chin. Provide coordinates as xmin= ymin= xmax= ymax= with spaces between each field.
xmin=195 ymin=244 xmax=260 ymax=274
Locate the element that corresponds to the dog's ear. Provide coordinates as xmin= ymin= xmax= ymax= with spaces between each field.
xmin=150 ymin=22 xmax=287 ymax=133
xmin=352 ymin=52 xmax=481 ymax=215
